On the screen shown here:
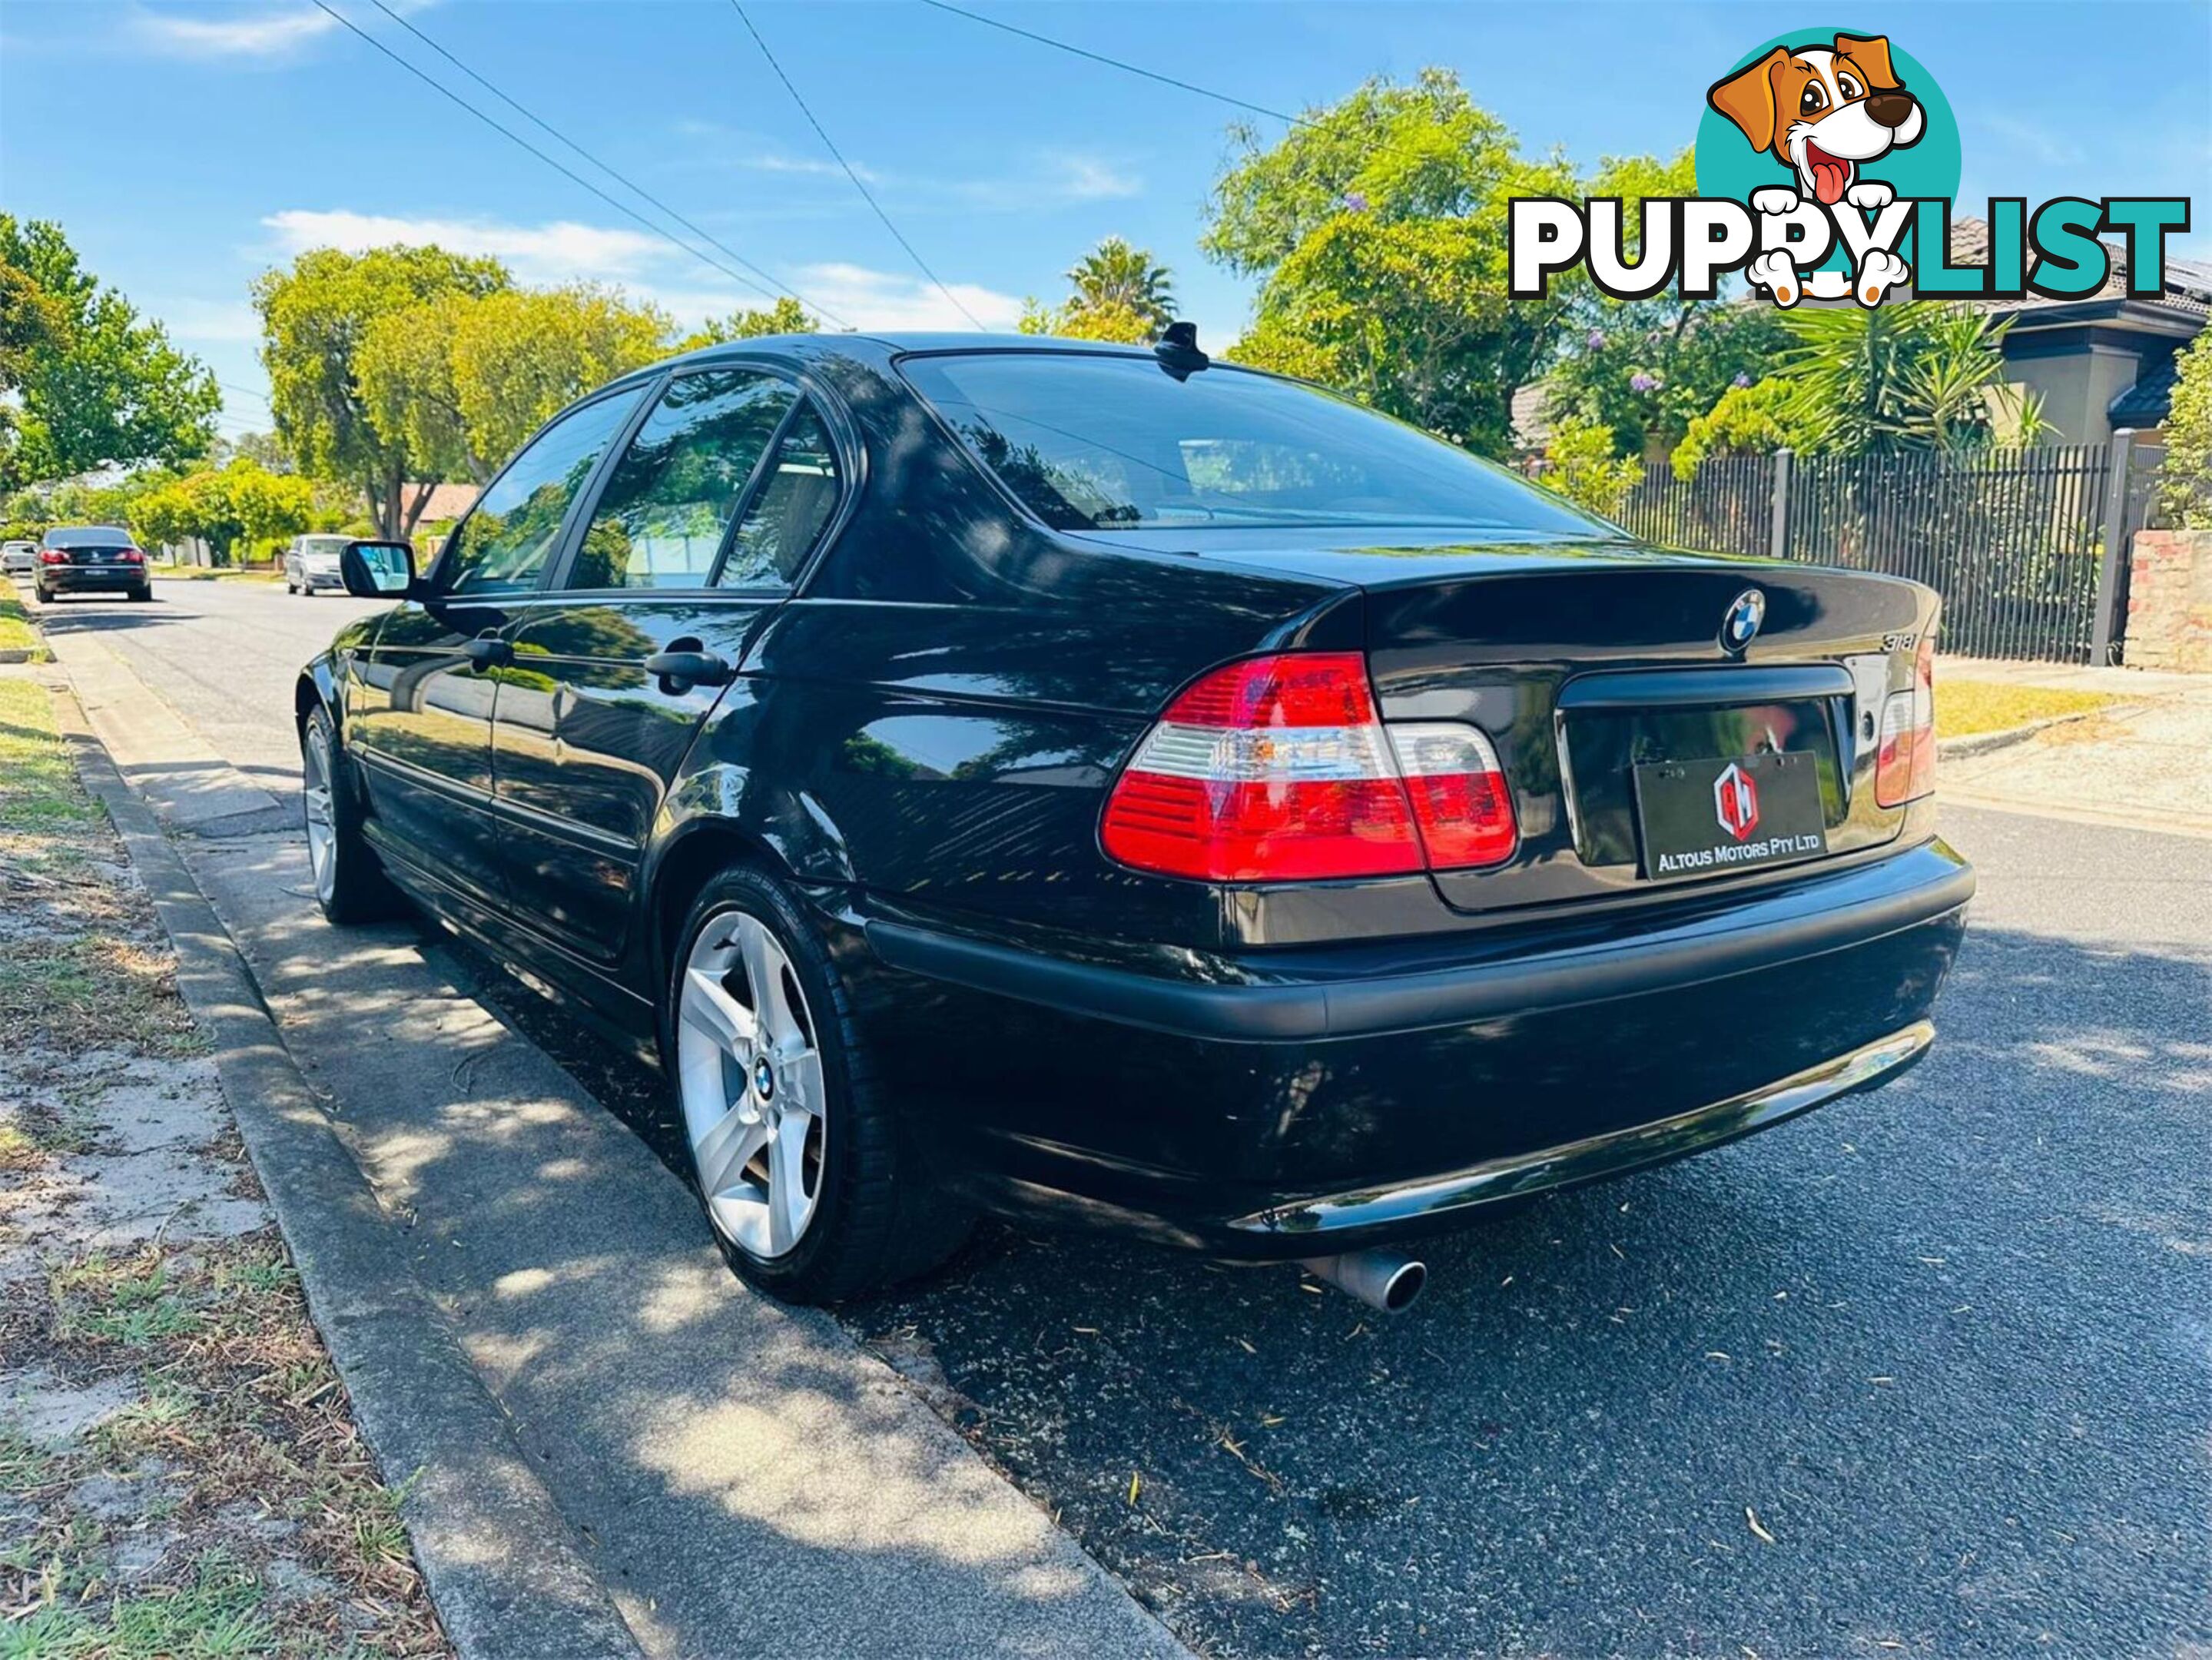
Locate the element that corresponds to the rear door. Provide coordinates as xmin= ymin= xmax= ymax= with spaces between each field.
xmin=492 ymin=365 xmax=846 ymax=963
xmin=347 ymin=387 xmax=645 ymax=905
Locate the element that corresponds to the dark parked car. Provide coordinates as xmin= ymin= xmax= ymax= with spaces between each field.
xmin=35 ymin=525 xmax=152 ymax=603
xmin=297 ymin=332 xmax=1971 ymax=1310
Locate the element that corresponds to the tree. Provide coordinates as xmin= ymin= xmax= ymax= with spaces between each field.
xmin=1066 ymin=237 xmax=1175 ymax=329
xmin=1016 ymin=294 xmax=1159 ymax=344
xmin=254 ymin=244 xmax=509 ymax=539
xmin=1535 ymin=417 xmax=1641 ymax=519
xmin=358 ymin=284 xmax=670 ymax=485
xmin=133 ymin=460 xmax=314 ymax=565
xmin=678 ymin=296 xmax=815 ymax=352
xmin=1670 ymin=379 xmax=1806 ymax=480
xmin=1768 ymin=303 xmax=2045 ymax=459
xmin=1205 ymin=70 xmax=1672 ymax=455
xmin=2157 ymin=330 xmax=2212 ymax=529
xmin=0 ymin=216 xmax=219 ymax=485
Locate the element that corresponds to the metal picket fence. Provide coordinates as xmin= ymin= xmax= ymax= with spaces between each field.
xmin=1597 ymin=436 xmax=2159 ymax=665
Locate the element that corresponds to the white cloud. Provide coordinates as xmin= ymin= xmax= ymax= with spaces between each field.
xmin=672 ymin=123 xmax=1139 ymax=211
xmin=257 ymin=208 xmax=1021 ymax=333
xmin=158 ymin=298 xmax=262 ymax=343
xmin=262 ymin=209 xmax=668 ymax=285
xmin=131 ymin=2 xmax=337 ymax=58
xmin=788 ymin=264 xmax=1023 ymax=331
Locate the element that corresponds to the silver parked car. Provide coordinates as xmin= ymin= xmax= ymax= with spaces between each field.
xmin=1 ymin=540 xmax=35 ymax=577
xmin=283 ymin=533 xmax=353 ymax=596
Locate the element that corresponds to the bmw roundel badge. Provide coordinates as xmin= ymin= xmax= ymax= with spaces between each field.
xmin=1722 ymin=589 xmax=1766 ymax=652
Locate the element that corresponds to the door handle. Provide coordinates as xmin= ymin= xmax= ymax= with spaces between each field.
xmin=463 ymin=633 xmax=512 ymax=669
xmin=642 ymin=648 xmax=734 ymax=692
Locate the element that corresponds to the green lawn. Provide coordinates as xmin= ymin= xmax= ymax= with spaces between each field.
xmin=1938 ymin=679 xmax=2117 ymax=739
xmin=0 ymin=589 xmax=44 ymax=658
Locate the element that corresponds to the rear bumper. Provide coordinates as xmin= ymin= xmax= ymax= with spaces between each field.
xmin=854 ymin=838 xmax=1973 ymax=1255
xmin=39 ymin=566 xmax=146 ymax=592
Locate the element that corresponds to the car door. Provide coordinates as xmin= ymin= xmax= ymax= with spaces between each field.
xmin=492 ymin=365 xmax=846 ymax=964
xmin=347 ymin=386 xmax=647 ymax=907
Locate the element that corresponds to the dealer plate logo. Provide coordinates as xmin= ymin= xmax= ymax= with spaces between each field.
xmin=1713 ymin=762 xmax=1761 ymax=840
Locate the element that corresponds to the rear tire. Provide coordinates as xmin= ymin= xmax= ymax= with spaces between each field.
xmin=662 ymin=865 xmax=970 ymax=1304
xmin=301 ymin=704 xmax=403 ymax=925
xmin=129 ymin=586 xmax=151 ymax=603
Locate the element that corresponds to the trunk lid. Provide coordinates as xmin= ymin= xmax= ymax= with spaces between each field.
xmin=1076 ymin=526 xmax=1933 ymax=915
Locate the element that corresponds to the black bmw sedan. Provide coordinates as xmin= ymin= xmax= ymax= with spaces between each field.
xmin=297 ymin=331 xmax=1971 ymax=1310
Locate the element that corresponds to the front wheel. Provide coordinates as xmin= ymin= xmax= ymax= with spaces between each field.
xmin=664 ymin=867 xmax=969 ymax=1303
xmin=301 ymin=704 xmax=403 ymax=925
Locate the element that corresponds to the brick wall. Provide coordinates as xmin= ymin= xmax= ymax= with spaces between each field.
xmin=2126 ymin=530 xmax=2212 ymax=671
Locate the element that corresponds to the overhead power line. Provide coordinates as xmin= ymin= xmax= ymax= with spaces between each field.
xmin=920 ymin=1 xmax=1301 ymax=127
xmin=304 ymin=0 xmax=834 ymax=321
xmin=360 ymin=0 xmax=848 ymax=327
xmin=728 ymin=2 xmax=983 ymax=330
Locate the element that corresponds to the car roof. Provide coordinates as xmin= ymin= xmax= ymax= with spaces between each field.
xmin=621 ymin=330 xmax=1172 ymax=387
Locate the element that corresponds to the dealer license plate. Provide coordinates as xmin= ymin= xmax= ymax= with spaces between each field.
xmin=1633 ymin=751 xmax=1828 ymax=881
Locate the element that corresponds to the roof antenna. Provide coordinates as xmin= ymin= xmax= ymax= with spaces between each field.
xmin=1154 ymin=320 xmax=1209 ymax=381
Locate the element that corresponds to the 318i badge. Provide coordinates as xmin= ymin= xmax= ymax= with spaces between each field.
xmin=1633 ymin=751 xmax=1829 ymax=879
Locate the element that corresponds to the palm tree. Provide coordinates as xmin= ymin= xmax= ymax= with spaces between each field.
xmin=1064 ymin=238 xmax=1176 ymax=331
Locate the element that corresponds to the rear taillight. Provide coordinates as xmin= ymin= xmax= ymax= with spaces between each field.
xmin=1100 ymin=652 xmax=1517 ymax=882
xmin=118 ymin=547 xmax=144 ymax=563
xmin=38 ymin=549 xmax=68 ymax=565
xmin=1875 ymin=636 xmax=1936 ymax=807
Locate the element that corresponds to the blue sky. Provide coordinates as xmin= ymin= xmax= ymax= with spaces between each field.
xmin=2 ymin=0 xmax=2207 ymax=437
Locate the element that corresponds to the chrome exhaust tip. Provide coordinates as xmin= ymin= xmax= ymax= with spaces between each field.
xmin=1300 ymin=1249 xmax=1427 ymax=1314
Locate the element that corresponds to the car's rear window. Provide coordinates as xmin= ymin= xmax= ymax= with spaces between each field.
xmin=898 ymin=350 xmax=1608 ymax=536
xmin=42 ymin=526 xmax=134 ymax=549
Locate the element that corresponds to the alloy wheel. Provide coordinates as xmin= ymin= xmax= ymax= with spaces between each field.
xmin=675 ymin=909 xmax=827 ymax=1259
xmin=301 ymin=724 xmax=337 ymax=905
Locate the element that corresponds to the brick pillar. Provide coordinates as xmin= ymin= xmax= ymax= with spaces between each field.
xmin=2125 ymin=530 xmax=2212 ymax=671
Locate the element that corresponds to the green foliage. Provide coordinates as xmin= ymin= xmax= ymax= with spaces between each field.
xmin=1769 ymin=303 xmax=2046 ymax=459
xmin=131 ymin=460 xmax=314 ymax=565
xmin=1671 ymin=379 xmax=1806 ymax=479
xmin=357 ymin=283 xmax=670 ymax=487
xmin=1545 ymin=296 xmax=1789 ymax=462
xmin=252 ymin=244 xmax=509 ymax=536
xmin=1020 ymin=238 xmax=1176 ymax=343
xmin=678 ymin=295 xmax=817 ymax=351
xmin=1205 ymin=71 xmax=1690 ymax=456
xmin=2160 ymin=330 xmax=2212 ymax=529
xmin=0 ymin=216 xmax=219 ymax=486
xmin=1536 ymin=417 xmax=1641 ymax=519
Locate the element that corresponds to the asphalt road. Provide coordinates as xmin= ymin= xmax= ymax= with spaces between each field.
xmin=28 ymin=573 xmax=2212 ymax=1658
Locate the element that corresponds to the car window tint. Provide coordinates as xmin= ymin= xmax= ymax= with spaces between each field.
xmin=568 ymin=370 xmax=798 ymax=591
xmin=718 ymin=400 xmax=840 ymax=588
xmin=439 ymin=390 xmax=643 ymax=596
xmin=900 ymin=351 xmax=1609 ymax=535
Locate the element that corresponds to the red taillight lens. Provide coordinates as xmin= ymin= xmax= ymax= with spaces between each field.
xmin=118 ymin=547 xmax=144 ymax=563
xmin=1100 ymin=653 xmax=1518 ymax=882
xmin=38 ymin=549 xmax=68 ymax=565
xmin=1875 ymin=636 xmax=1937 ymax=807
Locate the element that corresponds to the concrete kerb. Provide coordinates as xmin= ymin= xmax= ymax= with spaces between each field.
xmin=47 ymin=682 xmax=645 ymax=1660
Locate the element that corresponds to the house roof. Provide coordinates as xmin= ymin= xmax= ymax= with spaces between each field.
xmin=2108 ymin=352 xmax=2184 ymax=427
xmin=1948 ymin=217 xmax=2212 ymax=315
xmin=1509 ymin=380 xmax=1555 ymax=452
xmin=406 ymin=482 xmax=479 ymax=523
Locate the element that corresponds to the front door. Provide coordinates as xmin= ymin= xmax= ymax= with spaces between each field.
xmin=348 ymin=386 xmax=647 ymax=905
xmin=492 ymin=367 xmax=846 ymax=964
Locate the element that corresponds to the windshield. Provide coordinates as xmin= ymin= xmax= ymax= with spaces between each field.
xmin=297 ymin=536 xmax=350 ymax=557
xmin=42 ymin=526 xmax=133 ymax=549
xmin=899 ymin=350 xmax=1611 ymax=536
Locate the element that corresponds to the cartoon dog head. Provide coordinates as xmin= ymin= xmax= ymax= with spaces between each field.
xmin=1707 ymin=35 xmax=1925 ymax=206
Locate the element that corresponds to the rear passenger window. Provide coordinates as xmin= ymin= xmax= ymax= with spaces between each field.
xmin=718 ymin=401 xmax=841 ymax=588
xmin=569 ymin=370 xmax=797 ymax=590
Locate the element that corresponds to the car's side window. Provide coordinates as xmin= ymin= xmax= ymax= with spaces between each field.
xmin=717 ymin=400 xmax=842 ymax=589
xmin=436 ymin=389 xmax=645 ymax=597
xmin=567 ymin=370 xmax=798 ymax=591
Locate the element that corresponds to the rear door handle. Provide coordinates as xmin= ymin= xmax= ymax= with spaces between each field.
xmin=463 ymin=633 xmax=512 ymax=669
xmin=642 ymin=647 xmax=734 ymax=692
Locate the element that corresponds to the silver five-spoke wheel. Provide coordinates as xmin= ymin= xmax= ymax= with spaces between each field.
xmin=302 ymin=723 xmax=338 ymax=906
xmin=676 ymin=910 xmax=826 ymax=1259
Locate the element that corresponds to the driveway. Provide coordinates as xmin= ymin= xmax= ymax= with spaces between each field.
xmin=32 ymin=576 xmax=2212 ymax=1657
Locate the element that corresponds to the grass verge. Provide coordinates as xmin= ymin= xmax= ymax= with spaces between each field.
xmin=1937 ymin=679 xmax=2118 ymax=741
xmin=0 ymin=589 xmax=45 ymax=659
xmin=151 ymin=566 xmax=283 ymax=583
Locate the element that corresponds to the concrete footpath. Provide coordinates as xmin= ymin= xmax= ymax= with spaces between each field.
xmin=36 ymin=615 xmax=1183 ymax=1658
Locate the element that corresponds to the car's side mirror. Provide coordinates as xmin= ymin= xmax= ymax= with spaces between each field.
xmin=340 ymin=539 xmax=416 ymax=599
